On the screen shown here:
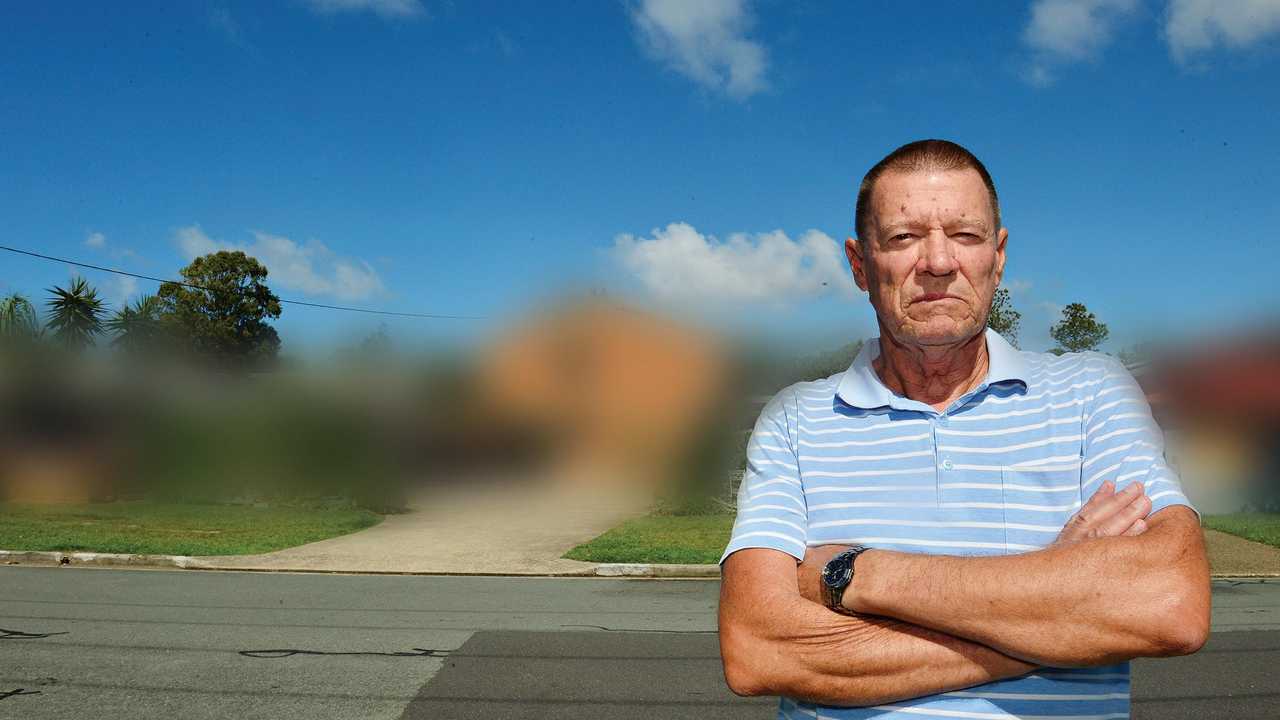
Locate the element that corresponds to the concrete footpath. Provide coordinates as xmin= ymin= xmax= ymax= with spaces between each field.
xmin=1202 ymin=529 xmax=1280 ymax=576
xmin=203 ymin=480 xmax=653 ymax=576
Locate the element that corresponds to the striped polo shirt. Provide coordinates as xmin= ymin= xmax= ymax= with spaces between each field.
xmin=721 ymin=327 xmax=1194 ymax=720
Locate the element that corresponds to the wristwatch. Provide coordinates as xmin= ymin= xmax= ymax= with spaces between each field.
xmin=821 ymin=545 xmax=869 ymax=612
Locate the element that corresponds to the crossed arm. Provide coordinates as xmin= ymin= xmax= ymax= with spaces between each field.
xmin=718 ymin=483 xmax=1211 ymax=706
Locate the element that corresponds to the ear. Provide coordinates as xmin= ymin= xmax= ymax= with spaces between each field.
xmin=993 ymin=227 xmax=1008 ymax=286
xmin=845 ymin=237 xmax=868 ymax=292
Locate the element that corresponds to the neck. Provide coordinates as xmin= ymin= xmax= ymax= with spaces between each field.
xmin=872 ymin=327 xmax=989 ymax=413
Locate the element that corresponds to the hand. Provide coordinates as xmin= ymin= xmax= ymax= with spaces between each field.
xmin=796 ymin=544 xmax=850 ymax=605
xmin=1054 ymin=480 xmax=1151 ymax=546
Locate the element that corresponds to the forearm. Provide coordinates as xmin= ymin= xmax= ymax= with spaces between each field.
xmin=845 ymin=508 xmax=1210 ymax=666
xmin=720 ymin=552 xmax=1036 ymax=706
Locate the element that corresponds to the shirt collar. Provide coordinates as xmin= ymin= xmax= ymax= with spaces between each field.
xmin=835 ymin=328 xmax=1029 ymax=411
xmin=983 ymin=327 xmax=1030 ymax=387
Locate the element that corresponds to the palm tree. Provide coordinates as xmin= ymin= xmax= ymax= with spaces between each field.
xmin=45 ymin=276 xmax=105 ymax=348
xmin=106 ymin=294 xmax=164 ymax=351
xmin=1 ymin=292 xmax=42 ymax=340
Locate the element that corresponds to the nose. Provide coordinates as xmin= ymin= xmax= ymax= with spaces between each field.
xmin=918 ymin=228 xmax=959 ymax=277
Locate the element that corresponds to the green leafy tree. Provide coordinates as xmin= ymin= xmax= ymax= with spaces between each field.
xmin=157 ymin=251 xmax=282 ymax=362
xmin=1049 ymin=302 xmax=1109 ymax=353
xmin=45 ymin=276 xmax=105 ymax=348
xmin=106 ymin=294 xmax=166 ymax=352
xmin=1 ymin=293 xmax=42 ymax=340
xmin=987 ymin=286 xmax=1022 ymax=349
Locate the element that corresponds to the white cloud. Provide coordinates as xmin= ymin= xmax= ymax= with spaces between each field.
xmin=1022 ymin=0 xmax=1139 ymax=84
xmin=1038 ymin=300 xmax=1065 ymax=318
xmin=103 ymin=275 xmax=139 ymax=308
xmin=174 ymin=226 xmax=385 ymax=301
xmin=1165 ymin=0 xmax=1280 ymax=63
xmin=611 ymin=222 xmax=852 ymax=304
xmin=1005 ymin=279 xmax=1034 ymax=296
xmin=631 ymin=0 xmax=767 ymax=99
xmin=85 ymin=231 xmax=106 ymax=249
xmin=302 ymin=0 xmax=425 ymax=19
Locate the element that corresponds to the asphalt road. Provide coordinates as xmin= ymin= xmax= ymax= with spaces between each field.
xmin=0 ymin=568 xmax=1276 ymax=719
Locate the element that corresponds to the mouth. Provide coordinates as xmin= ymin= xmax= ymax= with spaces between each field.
xmin=913 ymin=293 xmax=961 ymax=304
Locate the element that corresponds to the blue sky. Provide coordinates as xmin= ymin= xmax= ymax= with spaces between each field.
xmin=2 ymin=0 xmax=1278 ymax=356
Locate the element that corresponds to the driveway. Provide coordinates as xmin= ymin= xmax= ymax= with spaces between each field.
xmin=196 ymin=479 xmax=650 ymax=575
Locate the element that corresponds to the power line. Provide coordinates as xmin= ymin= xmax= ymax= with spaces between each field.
xmin=0 ymin=244 xmax=486 ymax=320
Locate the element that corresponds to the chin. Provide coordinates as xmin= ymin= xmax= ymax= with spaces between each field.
xmin=893 ymin=319 xmax=980 ymax=347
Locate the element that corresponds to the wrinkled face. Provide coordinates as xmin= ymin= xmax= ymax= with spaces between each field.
xmin=847 ymin=168 xmax=1007 ymax=348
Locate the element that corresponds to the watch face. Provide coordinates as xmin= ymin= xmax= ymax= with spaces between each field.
xmin=822 ymin=558 xmax=851 ymax=588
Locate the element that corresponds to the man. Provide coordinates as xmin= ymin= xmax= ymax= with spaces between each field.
xmin=718 ymin=139 xmax=1210 ymax=719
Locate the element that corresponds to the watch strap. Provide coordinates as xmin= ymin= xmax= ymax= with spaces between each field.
xmin=824 ymin=545 xmax=868 ymax=613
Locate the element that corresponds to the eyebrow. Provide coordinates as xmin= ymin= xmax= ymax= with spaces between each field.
xmin=879 ymin=216 xmax=991 ymax=234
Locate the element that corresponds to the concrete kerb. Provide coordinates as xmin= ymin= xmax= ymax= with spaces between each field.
xmin=0 ymin=549 xmax=209 ymax=570
xmin=3 ymin=550 xmax=1275 ymax=579
xmin=593 ymin=563 xmax=721 ymax=578
xmin=0 ymin=549 xmax=725 ymax=578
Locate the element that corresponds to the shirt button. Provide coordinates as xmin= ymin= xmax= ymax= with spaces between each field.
xmin=936 ymin=416 xmax=950 ymax=426
xmin=942 ymin=459 xmax=954 ymax=471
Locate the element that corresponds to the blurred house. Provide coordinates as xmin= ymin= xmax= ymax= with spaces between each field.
xmin=1135 ymin=330 xmax=1280 ymax=513
xmin=477 ymin=298 xmax=729 ymax=488
xmin=0 ymin=355 xmax=120 ymax=504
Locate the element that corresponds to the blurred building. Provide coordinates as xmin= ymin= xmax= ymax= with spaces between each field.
xmin=1136 ymin=331 xmax=1280 ymax=513
xmin=477 ymin=297 xmax=729 ymax=488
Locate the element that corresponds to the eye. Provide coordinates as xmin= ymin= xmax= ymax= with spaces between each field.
xmin=890 ymin=233 xmax=913 ymax=242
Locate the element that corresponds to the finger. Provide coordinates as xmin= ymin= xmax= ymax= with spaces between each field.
xmin=1121 ymin=518 xmax=1148 ymax=536
xmin=1060 ymin=480 xmax=1131 ymax=540
xmin=1090 ymin=480 xmax=1144 ymax=521
xmin=1097 ymin=489 xmax=1152 ymax=537
xmin=1077 ymin=480 xmax=1116 ymax=514
xmin=1086 ymin=480 xmax=1116 ymax=503
xmin=1069 ymin=481 xmax=1141 ymax=536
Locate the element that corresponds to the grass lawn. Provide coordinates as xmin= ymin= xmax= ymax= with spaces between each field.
xmin=1204 ymin=513 xmax=1280 ymax=549
xmin=0 ymin=502 xmax=382 ymax=556
xmin=564 ymin=514 xmax=735 ymax=564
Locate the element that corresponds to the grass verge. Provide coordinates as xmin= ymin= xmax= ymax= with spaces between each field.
xmin=0 ymin=502 xmax=382 ymax=556
xmin=563 ymin=515 xmax=734 ymax=564
xmin=1204 ymin=513 xmax=1280 ymax=549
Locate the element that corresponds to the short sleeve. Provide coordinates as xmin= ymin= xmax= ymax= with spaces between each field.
xmin=1081 ymin=354 xmax=1197 ymax=519
xmin=720 ymin=389 xmax=809 ymax=564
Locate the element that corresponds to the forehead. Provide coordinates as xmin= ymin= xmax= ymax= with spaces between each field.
xmin=869 ymin=167 xmax=994 ymax=227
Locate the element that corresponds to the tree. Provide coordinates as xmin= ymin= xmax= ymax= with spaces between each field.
xmin=157 ymin=251 xmax=282 ymax=362
xmin=358 ymin=323 xmax=392 ymax=356
xmin=987 ymin=286 xmax=1022 ymax=349
xmin=1 ymin=293 xmax=42 ymax=340
xmin=45 ymin=276 xmax=105 ymax=348
xmin=106 ymin=294 xmax=166 ymax=352
xmin=1049 ymin=302 xmax=1109 ymax=353
xmin=334 ymin=324 xmax=394 ymax=366
xmin=1117 ymin=341 xmax=1158 ymax=369
xmin=793 ymin=340 xmax=864 ymax=382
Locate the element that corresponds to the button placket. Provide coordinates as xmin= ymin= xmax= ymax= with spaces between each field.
xmin=937 ymin=414 xmax=952 ymax=472
xmin=929 ymin=415 xmax=939 ymax=504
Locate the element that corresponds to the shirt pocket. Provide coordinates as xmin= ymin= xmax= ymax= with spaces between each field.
xmin=1000 ymin=463 xmax=1082 ymax=554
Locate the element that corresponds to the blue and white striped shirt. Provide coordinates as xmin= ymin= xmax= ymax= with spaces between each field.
xmin=721 ymin=328 xmax=1194 ymax=720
